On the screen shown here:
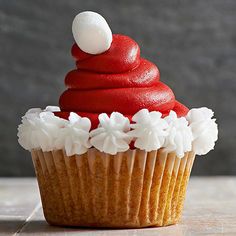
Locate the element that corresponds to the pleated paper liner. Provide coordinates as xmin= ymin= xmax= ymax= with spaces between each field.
xmin=31 ymin=148 xmax=195 ymax=228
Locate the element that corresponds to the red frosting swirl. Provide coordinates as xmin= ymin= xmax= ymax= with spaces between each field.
xmin=56 ymin=34 xmax=188 ymax=128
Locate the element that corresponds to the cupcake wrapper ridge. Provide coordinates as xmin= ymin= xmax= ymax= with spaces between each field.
xmin=31 ymin=148 xmax=195 ymax=228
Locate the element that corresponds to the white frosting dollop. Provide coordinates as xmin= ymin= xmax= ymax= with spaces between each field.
xmin=18 ymin=107 xmax=218 ymax=157
xmin=186 ymin=107 xmax=218 ymax=155
xmin=18 ymin=108 xmax=66 ymax=152
xmin=44 ymin=106 xmax=61 ymax=112
xmin=164 ymin=111 xmax=193 ymax=158
xmin=90 ymin=112 xmax=130 ymax=155
xmin=128 ymin=109 xmax=168 ymax=152
xmin=55 ymin=112 xmax=91 ymax=156
xmin=72 ymin=11 xmax=112 ymax=54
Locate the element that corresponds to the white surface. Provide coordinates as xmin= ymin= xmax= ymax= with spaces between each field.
xmin=0 ymin=177 xmax=235 ymax=235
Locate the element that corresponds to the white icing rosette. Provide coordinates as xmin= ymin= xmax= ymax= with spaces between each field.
xmin=164 ymin=111 xmax=193 ymax=158
xmin=18 ymin=107 xmax=66 ymax=152
xmin=90 ymin=112 xmax=131 ymax=155
xmin=18 ymin=111 xmax=41 ymax=150
xmin=128 ymin=109 xmax=168 ymax=152
xmin=55 ymin=112 xmax=91 ymax=156
xmin=18 ymin=106 xmax=218 ymax=157
xmin=186 ymin=107 xmax=218 ymax=155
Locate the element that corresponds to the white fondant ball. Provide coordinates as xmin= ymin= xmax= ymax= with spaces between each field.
xmin=72 ymin=11 xmax=112 ymax=54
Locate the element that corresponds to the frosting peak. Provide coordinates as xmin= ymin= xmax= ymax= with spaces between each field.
xmin=72 ymin=34 xmax=140 ymax=73
xmin=58 ymin=33 xmax=188 ymax=126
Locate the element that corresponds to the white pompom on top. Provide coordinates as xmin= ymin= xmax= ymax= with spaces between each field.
xmin=72 ymin=11 xmax=112 ymax=54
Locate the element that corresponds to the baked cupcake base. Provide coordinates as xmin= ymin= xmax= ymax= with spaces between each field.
xmin=31 ymin=148 xmax=195 ymax=228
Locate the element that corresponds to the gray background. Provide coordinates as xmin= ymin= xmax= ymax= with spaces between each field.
xmin=0 ymin=0 xmax=235 ymax=176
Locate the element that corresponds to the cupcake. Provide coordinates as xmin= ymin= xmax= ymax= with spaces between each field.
xmin=17 ymin=11 xmax=218 ymax=228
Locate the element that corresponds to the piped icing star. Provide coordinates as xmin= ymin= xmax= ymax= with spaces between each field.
xmin=186 ymin=107 xmax=218 ymax=155
xmin=55 ymin=112 xmax=91 ymax=156
xmin=90 ymin=112 xmax=131 ymax=155
xmin=164 ymin=111 xmax=193 ymax=158
xmin=128 ymin=109 xmax=168 ymax=152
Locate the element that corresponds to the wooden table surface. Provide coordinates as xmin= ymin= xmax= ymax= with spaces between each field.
xmin=0 ymin=177 xmax=236 ymax=236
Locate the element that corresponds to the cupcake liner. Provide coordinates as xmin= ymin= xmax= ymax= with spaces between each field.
xmin=31 ymin=148 xmax=195 ymax=228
